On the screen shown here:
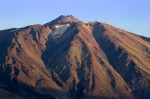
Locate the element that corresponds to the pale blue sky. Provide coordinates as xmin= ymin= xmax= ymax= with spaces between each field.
xmin=0 ymin=0 xmax=150 ymax=37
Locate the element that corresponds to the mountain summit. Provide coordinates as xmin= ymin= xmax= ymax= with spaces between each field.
xmin=0 ymin=15 xmax=150 ymax=99
xmin=44 ymin=15 xmax=80 ymax=27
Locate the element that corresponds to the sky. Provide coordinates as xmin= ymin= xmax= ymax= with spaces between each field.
xmin=0 ymin=0 xmax=150 ymax=37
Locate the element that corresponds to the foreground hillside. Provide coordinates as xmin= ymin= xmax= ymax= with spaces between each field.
xmin=0 ymin=15 xmax=150 ymax=99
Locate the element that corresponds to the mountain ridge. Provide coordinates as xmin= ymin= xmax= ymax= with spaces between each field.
xmin=0 ymin=15 xmax=150 ymax=99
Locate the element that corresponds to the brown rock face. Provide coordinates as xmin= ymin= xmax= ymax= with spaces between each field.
xmin=0 ymin=15 xmax=150 ymax=99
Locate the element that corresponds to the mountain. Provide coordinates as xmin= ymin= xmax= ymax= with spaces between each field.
xmin=0 ymin=15 xmax=150 ymax=99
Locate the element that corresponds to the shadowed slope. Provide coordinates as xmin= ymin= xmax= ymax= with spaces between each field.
xmin=92 ymin=22 xmax=150 ymax=99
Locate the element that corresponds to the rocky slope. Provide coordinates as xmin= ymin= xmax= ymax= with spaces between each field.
xmin=0 ymin=15 xmax=150 ymax=99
